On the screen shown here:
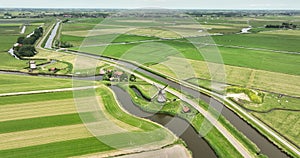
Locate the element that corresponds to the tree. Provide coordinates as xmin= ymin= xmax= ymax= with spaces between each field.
xmin=107 ymin=71 xmax=113 ymax=78
xmin=120 ymin=73 xmax=128 ymax=81
xmin=129 ymin=74 xmax=137 ymax=82
xmin=33 ymin=28 xmax=43 ymax=37
xmin=17 ymin=37 xmax=25 ymax=44
xmin=102 ymin=74 xmax=110 ymax=81
xmin=16 ymin=45 xmax=36 ymax=57
xmin=23 ymin=36 xmax=37 ymax=45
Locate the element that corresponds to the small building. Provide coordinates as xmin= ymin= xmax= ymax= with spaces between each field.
xmin=114 ymin=71 xmax=123 ymax=77
xmin=182 ymin=106 xmax=191 ymax=113
xmin=112 ymin=71 xmax=124 ymax=79
xmin=29 ymin=61 xmax=37 ymax=69
xmin=49 ymin=67 xmax=57 ymax=72
xmin=99 ymin=69 xmax=106 ymax=75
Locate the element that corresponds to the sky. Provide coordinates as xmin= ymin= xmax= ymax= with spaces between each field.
xmin=0 ymin=0 xmax=299 ymax=10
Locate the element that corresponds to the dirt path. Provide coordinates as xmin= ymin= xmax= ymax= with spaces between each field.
xmin=0 ymin=86 xmax=98 ymax=97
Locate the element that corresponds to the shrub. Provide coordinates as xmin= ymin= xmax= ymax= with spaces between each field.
xmin=226 ymin=86 xmax=264 ymax=104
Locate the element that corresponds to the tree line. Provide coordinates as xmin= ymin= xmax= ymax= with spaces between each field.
xmin=265 ymin=23 xmax=297 ymax=29
xmin=13 ymin=27 xmax=43 ymax=57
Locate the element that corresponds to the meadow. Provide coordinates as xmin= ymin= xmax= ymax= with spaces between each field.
xmin=66 ymin=34 xmax=300 ymax=76
xmin=53 ymin=15 xmax=300 ymax=156
xmin=124 ymin=82 xmax=265 ymax=158
xmin=150 ymin=57 xmax=300 ymax=97
xmin=0 ymin=83 xmax=177 ymax=157
xmin=253 ymin=110 xmax=300 ymax=147
xmin=59 ymin=16 xmax=300 ymax=97
xmin=0 ymin=74 xmax=73 ymax=93
xmin=211 ymin=33 xmax=300 ymax=52
xmin=229 ymin=87 xmax=300 ymax=147
xmin=0 ymin=20 xmax=48 ymax=52
xmin=235 ymin=92 xmax=300 ymax=112
xmin=0 ymin=18 xmax=56 ymax=73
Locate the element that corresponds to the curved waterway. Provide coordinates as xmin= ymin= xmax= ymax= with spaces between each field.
xmin=110 ymin=86 xmax=217 ymax=158
xmin=44 ymin=21 xmax=61 ymax=49
xmin=56 ymin=50 xmax=290 ymax=157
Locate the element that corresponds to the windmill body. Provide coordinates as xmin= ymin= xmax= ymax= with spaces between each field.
xmin=151 ymin=84 xmax=168 ymax=103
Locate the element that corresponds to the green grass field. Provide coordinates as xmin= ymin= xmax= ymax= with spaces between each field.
xmin=61 ymin=18 xmax=104 ymax=32
xmin=0 ymin=21 xmax=48 ymax=52
xmin=61 ymin=34 xmax=159 ymax=48
xmin=238 ymin=92 xmax=300 ymax=112
xmin=150 ymin=57 xmax=300 ymax=96
xmin=123 ymin=82 xmax=265 ymax=158
xmin=225 ymin=86 xmax=300 ymax=148
xmin=72 ymin=36 xmax=300 ymax=76
xmin=253 ymin=110 xmax=300 ymax=147
xmin=0 ymin=74 xmax=73 ymax=93
xmin=61 ymin=16 xmax=299 ymax=77
xmin=211 ymin=33 xmax=300 ymax=52
xmin=0 ymin=83 xmax=176 ymax=157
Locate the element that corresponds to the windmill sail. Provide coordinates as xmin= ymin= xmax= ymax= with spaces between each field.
xmin=151 ymin=84 xmax=168 ymax=103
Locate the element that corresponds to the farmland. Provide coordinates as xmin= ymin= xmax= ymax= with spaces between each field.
xmin=150 ymin=57 xmax=300 ymax=96
xmin=0 ymin=74 xmax=73 ymax=93
xmin=122 ymin=82 xmax=265 ymax=158
xmin=230 ymin=90 xmax=300 ymax=147
xmin=55 ymin=14 xmax=300 ymax=157
xmin=0 ymin=8 xmax=299 ymax=158
xmin=253 ymin=110 xmax=300 ymax=148
xmin=60 ymin=18 xmax=300 ymax=77
xmin=210 ymin=33 xmax=300 ymax=52
xmin=0 ymin=82 xmax=178 ymax=157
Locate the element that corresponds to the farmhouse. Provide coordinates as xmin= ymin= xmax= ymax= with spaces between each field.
xmin=113 ymin=71 xmax=124 ymax=78
xmin=99 ymin=69 xmax=106 ymax=75
xmin=29 ymin=61 xmax=37 ymax=69
xmin=182 ymin=106 xmax=191 ymax=113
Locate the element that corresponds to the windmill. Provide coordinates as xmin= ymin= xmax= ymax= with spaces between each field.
xmin=151 ymin=84 xmax=168 ymax=103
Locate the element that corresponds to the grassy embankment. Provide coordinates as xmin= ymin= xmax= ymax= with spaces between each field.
xmin=118 ymin=81 xmax=267 ymax=158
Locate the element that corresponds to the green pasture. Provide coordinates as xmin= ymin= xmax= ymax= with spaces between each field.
xmin=160 ymin=39 xmax=300 ymax=75
xmin=0 ymin=53 xmax=49 ymax=70
xmin=211 ymin=33 xmax=300 ymax=52
xmin=86 ymin=37 xmax=300 ymax=76
xmin=253 ymin=110 xmax=300 ymax=147
xmin=239 ymin=93 xmax=300 ymax=112
xmin=0 ymin=74 xmax=73 ymax=94
xmin=62 ymin=18 xmax=299 ymax=77
xmin=61 ymin=34 xmax=159 ymax=48
xmin=0 ymin=113 xmax=84 ymax=134
xmin=124 ymin=82 xmax=264 ymax=157
xmin=0 ymin=137 xmax=114 ymax=158
xmin=62 ymin=18 xmax=104 ymax=32
xmin=0 ymin=21 xmax=48 ymax=52
xmin=0 ymin=84 xmax=176 ymax=157
xmin=150 ymin=57 xmax=300 ymax=97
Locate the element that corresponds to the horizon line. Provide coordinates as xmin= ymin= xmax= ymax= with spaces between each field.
xmin=0 ymin=7 xmax=300 ymax=11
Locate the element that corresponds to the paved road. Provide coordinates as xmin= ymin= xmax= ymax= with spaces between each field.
xmin=176 ymin=78 xmax=300 ymax=157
